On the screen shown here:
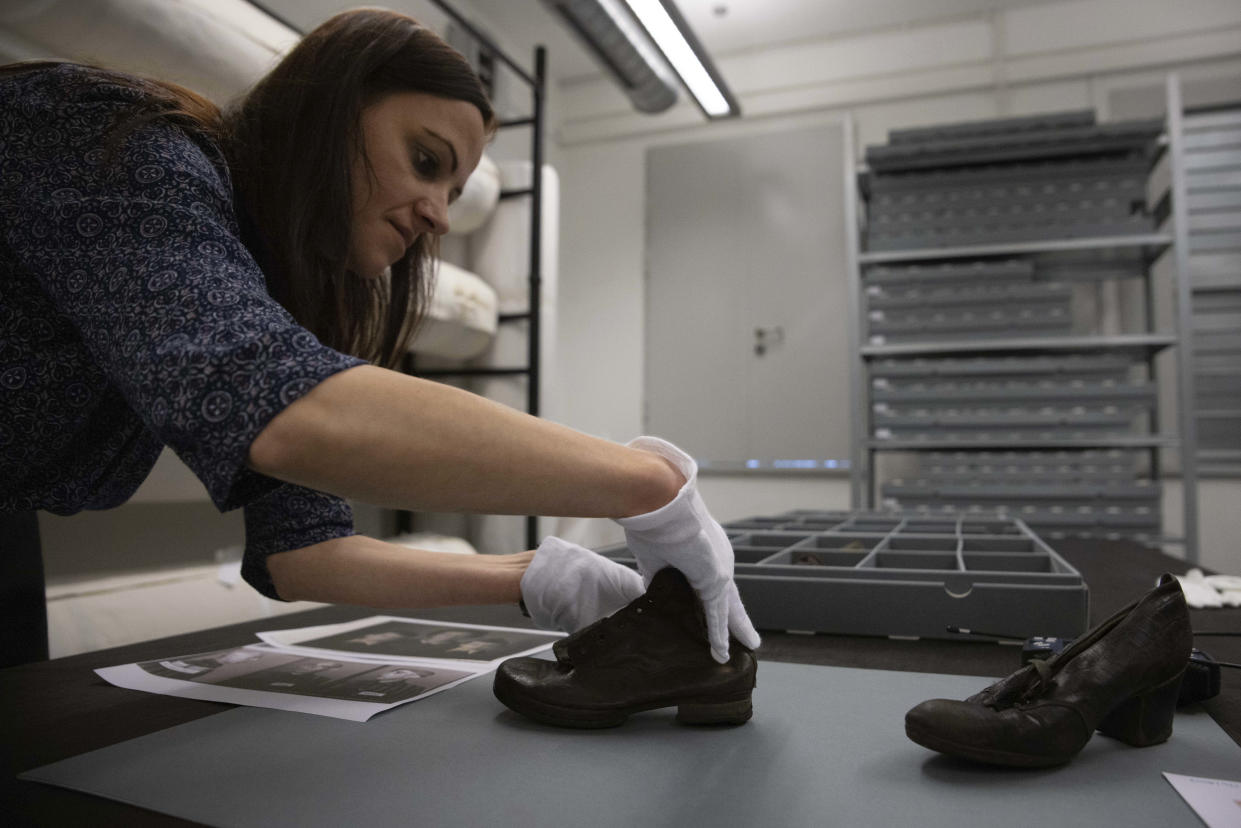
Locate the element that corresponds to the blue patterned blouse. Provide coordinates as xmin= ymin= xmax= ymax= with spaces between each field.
xmin=0 ymin=64 xmax=367 ymax=599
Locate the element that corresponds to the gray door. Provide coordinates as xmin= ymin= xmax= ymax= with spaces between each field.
xmin=644 ymin=123 xmax=851 ymax=469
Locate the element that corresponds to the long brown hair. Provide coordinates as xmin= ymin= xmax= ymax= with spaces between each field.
xmin=3 ymin=10 xmax=495 ymax=369
xmin=224 ymin=10 xmax=496 ymax=367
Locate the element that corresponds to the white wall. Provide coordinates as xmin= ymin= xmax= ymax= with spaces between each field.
xmin=546 ymin=0 xmax=1241 ymax=568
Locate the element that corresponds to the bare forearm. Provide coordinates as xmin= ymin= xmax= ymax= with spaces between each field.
xmin=248 ymin=365 xmax=680 ymax=518
xmin=268 ymin=534 xmax=533 ymax=607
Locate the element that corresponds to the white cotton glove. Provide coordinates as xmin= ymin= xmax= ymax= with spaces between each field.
xmin=520 ymin=536 xmax=646 ymax=633
xmin=615 ymin=436 xmax=761 ymax=664
xmin=1174 ymin=569 xmax=1224 ymax=609
xmin=1203 ymin=574 xmax=1241 ymax=608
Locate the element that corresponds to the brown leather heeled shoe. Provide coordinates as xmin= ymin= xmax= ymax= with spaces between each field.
xmin=493 ymin=567 xmax=757 ymax=728
xmin=905 ymin=573 xmax=1192 ymax=767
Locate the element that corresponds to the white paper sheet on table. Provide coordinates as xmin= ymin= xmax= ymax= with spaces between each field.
xmin=95 ymin=618 xmax=563 ymax=722
xmin=1163 ymin=772 xmax=1241 ymax=828
xmin=255 ymin=615 xmax=563 ymax=668
xmin=96 ymin=644 xmax=481 ymax=722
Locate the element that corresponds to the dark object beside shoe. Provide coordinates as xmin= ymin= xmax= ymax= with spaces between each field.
xmin=493 ymin=567 xmax=757 ymax=728
xmin=905 ymin=573 xmax=1192 ymax=768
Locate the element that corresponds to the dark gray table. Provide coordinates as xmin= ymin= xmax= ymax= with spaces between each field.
xmin=3 ymin=540 xmax=1237 ymax=827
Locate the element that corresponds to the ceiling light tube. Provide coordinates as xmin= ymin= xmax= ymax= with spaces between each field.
xmin=621 ymin=0 xmax=739 ymax=118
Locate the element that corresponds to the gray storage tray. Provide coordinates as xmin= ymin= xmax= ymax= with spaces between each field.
xmin=868 ymin=354 xmax=1137 ymax=379
xmin=865 ymin=119 xmax=1162 ymax=172
xmin=871 ymin=380 xmax=1155 ymax=405
xmin=598 ymin=511 xmax=1088 ymax=640
xmin=866 ymin=154 xmax=1150 ymax=195
xmin=888 ymin=109 xmax=1096 ymax=144
xmin=866 ymin=283 xmax=1072 ymax=311
xmin=864 ymin=258 xmax=1033 ymax=285
xmin=866 ymin=214 xmax=1155 ymax=251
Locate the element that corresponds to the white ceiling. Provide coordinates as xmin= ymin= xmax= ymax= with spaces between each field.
xmin=262 ymin=0 xmax=1066 ymax=84
xmin=460 ymin=0 xmax=1066 ymax=82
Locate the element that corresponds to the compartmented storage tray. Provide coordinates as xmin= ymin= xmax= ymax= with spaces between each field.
xmin=598 ymin=510 xmax=1088 ymax=640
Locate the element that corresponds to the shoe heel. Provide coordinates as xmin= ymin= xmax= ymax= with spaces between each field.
xmin=1097 ymin=670 xmax=1184 ymax=747
xmin=676 ymin=697 xmax=753 ymax=726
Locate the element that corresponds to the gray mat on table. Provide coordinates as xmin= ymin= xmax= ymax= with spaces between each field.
xmin=22 ymin=659 xmax=1238 ymax=827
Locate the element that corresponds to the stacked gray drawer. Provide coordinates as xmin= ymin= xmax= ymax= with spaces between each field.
xmin=864 ymin=113 xmax=1163 ymax=252
xmin=869 ymin=352 xmax=1155 ymax=443
xmin=856 ymin=109 xmax=1176 ymax=546
xmin=866 ymin=259 xmax=1073 ymax=343
xmin=883 ymin=450 xmax=1161 ymax=542
xmin=873 ymin=345 xmax=1161 ymax=537
xmin=597 ymin=510 xmax=1089 ymax=639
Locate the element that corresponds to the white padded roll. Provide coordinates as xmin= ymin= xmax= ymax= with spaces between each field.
xmin=446 ymin=153 xmax=501 ymax=236
xmin=408 ymin=260 xmax=498 ymax=360
xmin=469 ymin=163 xmax=560 ymax=420
xmin=469 ymin=162 xmax=560 ymax=314
xmin=0 ymin=0 xmax=299 ymax=101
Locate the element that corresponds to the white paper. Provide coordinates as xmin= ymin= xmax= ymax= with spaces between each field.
xmin=1163 ymin=772 xmax=1241 ymax=828
xmin=95 ymin=644 xmax=481 ymax=722
xmin=95 ymin=617 xmax=563 ymax=722
xmin=256 ymin=615 xmax=563 ymax=667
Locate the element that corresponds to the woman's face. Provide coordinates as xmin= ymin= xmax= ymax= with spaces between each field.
xmin=347 ymin=91 xmax=486 ymax=279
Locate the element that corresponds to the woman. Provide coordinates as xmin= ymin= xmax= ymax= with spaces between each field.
xmin=0 ymin=9 xmax=757 ymax=663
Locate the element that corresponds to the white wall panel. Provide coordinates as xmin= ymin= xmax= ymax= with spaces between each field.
xmin=1003 ymin=0 xmax=1241 ymax=56
xmin=1005 ymin=27 xmax=1241 ymax=85
xmin=1006 ymin=79 xmax=1093 ymax=117
xmin=554 ymin=141 xmax=648 ymax=443
xmin=722 ymin=20 xmax=993 ymax=95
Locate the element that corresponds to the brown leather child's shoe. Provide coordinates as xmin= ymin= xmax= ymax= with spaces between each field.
xmin=494 ymin=567 xmax=757 ymax=728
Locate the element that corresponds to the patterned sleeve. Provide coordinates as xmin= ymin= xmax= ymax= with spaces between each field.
xmin=1 ymin=67 xmax=367 ymax=511
xmin=243 ymin=484 xmax=355 ymax=600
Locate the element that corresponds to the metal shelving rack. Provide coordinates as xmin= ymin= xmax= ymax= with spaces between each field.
xmin=400 ymin=0 xmax=547 ymax=550
xmin=846 ymin=76 xmax=1200 ymax=561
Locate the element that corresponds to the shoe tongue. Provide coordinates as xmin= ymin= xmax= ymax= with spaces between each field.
xmin=559 ymin=567 xmax=708 ymax=666
xmin=648 ymin=567 xmax=708 ymax=639
xmin=649 ymin=566 xmax=690 ymax=595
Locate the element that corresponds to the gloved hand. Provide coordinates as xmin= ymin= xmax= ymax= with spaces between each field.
xmin=520 ymin=536 xmax=646 ymax=633
xmin=615 ymin=436 xmax=761 ymax=663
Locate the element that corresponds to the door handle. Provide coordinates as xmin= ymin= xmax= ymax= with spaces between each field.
xmin=754 ymin=326 xmax=785 ymax=356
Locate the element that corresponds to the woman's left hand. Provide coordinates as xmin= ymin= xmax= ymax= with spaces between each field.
xmin=520 ymin=536 xmax=646 ymax=633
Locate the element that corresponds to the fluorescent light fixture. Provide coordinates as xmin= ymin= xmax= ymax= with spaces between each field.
xmin=621 ymin=0 xmax=739 ymax=119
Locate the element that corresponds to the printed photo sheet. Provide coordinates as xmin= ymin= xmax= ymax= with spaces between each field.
xmin=256 ymin=616 xmax=564 ymax=667
xmin=95 ymin=618 xmax=562 ymax=722
xmin=96 ymin=644 xmax=478 ymax=722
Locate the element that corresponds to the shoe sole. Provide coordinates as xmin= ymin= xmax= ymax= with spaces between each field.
xmin=493 ymin=676 xmax=753 ymax=729
xmin=905 ymin=668 xmax=1185 ymax=768
xmin=904 ymin=720 xmax=1073 ymax=768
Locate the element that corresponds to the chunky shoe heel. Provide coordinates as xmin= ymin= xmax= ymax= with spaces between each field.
xmin=676 ymin=697 xmax=753 ymax=726
xmin=1097 ymin=670 xmax=1185 ymax=747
